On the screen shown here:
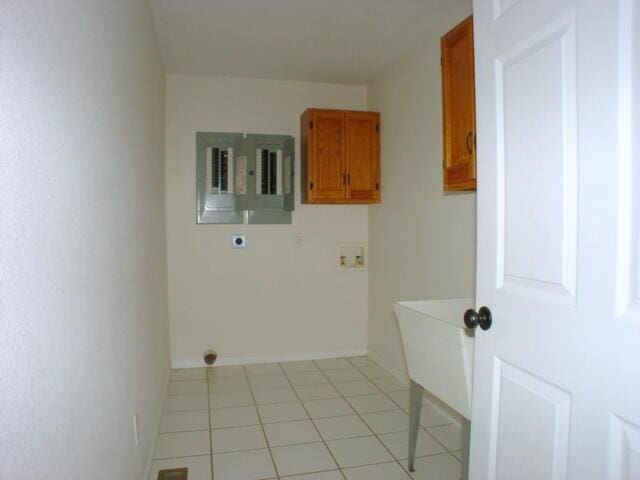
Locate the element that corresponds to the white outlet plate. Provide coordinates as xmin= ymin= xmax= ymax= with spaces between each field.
xmin=231 ymin=234 xmax=246 ymax=249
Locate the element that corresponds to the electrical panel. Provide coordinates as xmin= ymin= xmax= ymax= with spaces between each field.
xmin=196 ymin=132 xmax=294 ymax=224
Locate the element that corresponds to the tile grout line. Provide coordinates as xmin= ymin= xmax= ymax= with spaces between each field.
xmin=168 ymin=359 xmax=460 ymax=479
xmin=281 ymin=363 xmax=348 ymax=480
xmin=242 ymin=364 xmax=283 ymax=480
xmin=314 ymin=358 xmax=417 ymax=478
xmin=347 ymin=358 xmax=462 ymax=471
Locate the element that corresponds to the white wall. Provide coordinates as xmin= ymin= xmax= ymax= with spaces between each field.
xmin=366 ymin=4 xmax=476 ymax=378
xmin=0 ymin=1 xmax=169 ymax=479
xmin=166 ymin=75 xmax=369 ymax=366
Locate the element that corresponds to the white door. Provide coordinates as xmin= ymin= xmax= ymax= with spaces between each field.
xmin=470 ymin=0 xmax=640 ymax=478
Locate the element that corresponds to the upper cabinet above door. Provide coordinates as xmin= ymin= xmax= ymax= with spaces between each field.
xmin=301 ymin=108 xmax=380 ymax=204
xmin=441 ymin=16 xmax=477 ymax=191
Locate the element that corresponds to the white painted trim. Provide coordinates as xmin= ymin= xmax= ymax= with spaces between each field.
xmin=172 ymin=348 xmax=368 ymax=369
xmin=367 ymin=347 xmax=464 ymax=427
xmin=367 ymin=348 xmax=410 ymax=384
xmin=142 ymin=368 xmax=172 ymax=480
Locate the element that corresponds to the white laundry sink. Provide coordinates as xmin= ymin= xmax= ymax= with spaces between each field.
xmin=394 ymin=298 xmax=475 ymax=419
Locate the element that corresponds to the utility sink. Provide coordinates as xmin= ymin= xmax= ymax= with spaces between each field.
xmin=394 ymin=298 xmax=474 ymax=476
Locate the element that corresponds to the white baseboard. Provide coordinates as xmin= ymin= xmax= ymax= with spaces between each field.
xmin=366 ymin=348 xmax=411 ymax=385
xmin=367 ymin=347 xmax=464 ymax=427
xmin=172 ymin=348 xmax=368 ymax=369
xmin=142 ymin=367 xmax=171 ymax=480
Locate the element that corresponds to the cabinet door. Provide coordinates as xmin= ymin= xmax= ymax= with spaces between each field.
xmin=345 ymin=112 xmax=380 ymax=203
xmin=441 ymin=16 xmax=476 ymax=191
xmin=308 ymin=110 xmax=346 ymax=203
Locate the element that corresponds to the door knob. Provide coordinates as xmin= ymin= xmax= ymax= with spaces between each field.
xmin=464 ymin=306 xmax=492 ymax=330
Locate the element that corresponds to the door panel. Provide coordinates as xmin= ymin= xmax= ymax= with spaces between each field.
xmin=309 ymin=111 xmax=345 ymax=202
xmin=345 ymin=112 xmax=379 ymax=202
xmin=471 ymin=0 xmax=640 ymax=479
xmin=497 ymin=14 xmax=577 ymax=301
xmin=491 ymin=360 xmax=571 ymax=480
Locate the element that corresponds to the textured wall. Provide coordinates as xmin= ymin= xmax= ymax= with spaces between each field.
xmin=0 ymin=1 xmax=170 ymax=478
xmin=165 ymin=75 xmax=369 ymax=366
xmin=366 ymin=2 xmax=476 ymax=378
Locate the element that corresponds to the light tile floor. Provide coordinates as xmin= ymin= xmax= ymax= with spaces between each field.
xmin=149 ymin=356 xmax=462 ymax=480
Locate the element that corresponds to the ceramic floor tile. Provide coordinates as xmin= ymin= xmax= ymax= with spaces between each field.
xmin=210 ymin=406 xmax=260 ymax=429
xmin=426 ymin=424 xmax=463 ymax=451
xmin=210 ymin=390 xmax=255 ymax=408
xmin=348 ymin=356 xmax=377 ymax=367
xmin=263 ymin=419 xmax=321 ymax=447
xmin=313 ymin=415 xmax=370 ymax=440
xmin=253 ymin=386 xmax=298 ymax=405
xmin=211 ymin=425 xmax=266 ymax=453
xmin=209 ymin=365 xmax=246 ymax=378
xmin=343 ymin=462 xmax=411 ymax=480
xmin=245 ymin=363 xmax=283 ymax=376
xmin=294 ymin=384 xmax=341 ymax=401
xmin=315 ymin=358 xmax=354 ymax=370
xmin=361 ymin=410 xmax=409 ymax=434
xmin=378 ymin=430 xmax=446 ymax=460
xmin=212 ymin=448 xmax=276 ymax=480
xmin=280 ymin=471 xmax=342 ymax=480
xmin=326 ymin=436 xmax=393 ymax=468
xmin=149 ymin=455 xmax=212 ymax=480
xmin=334 ymin=380 xmax=380 ymax=397
xmin=153 ymin=430 xmax=210 ymax=459
xmin=280 ymin=360 xmax=320 ymax=373
xmin=163 ymin=393 xmax=209 ymax=412
xmin=417 ymin=405 xmax=452 ymax=428
xmin=249 ymin=373 xmax=290 ymax=389
xmin=345 ymin=394 xmax=398 ymax=414
xmin=287 ymin=371 xmax=329 ymax=386
xmin=303 ymin=398 xmax=354 ymax=419
xmin=322 ymin=369 xmax=365 ymax=383
xmin=356 ymin=365 xmax=393 ymax=380
xmin=171 ymin=368 xmax=208 ymax=381
xmin=258 ymin=401 xmax=309 ymax=423
xmin=209 ymin=377 xmax=250 ymax=392
xmin=407 ymin=453 xmax=461 ymax=480
xmin=160 ymin=409 xmax=210 ymax=433
xmin=271 ymin=442 xmax=337 ymax=477
xmin=371 ymin=377 xmax=407 ymax=392
xmin=167 ymin=380 xmax=208 ymax=395
xmin=387 ymin=390 xmax=430 ymax=410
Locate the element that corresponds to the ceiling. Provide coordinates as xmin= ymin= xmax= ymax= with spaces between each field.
xmin=148 ymin=0 xmax=468 ymax=85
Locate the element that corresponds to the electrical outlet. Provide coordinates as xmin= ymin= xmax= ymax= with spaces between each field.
xmin=133 ymin=413 xmax=140 ymax=447
xmin=231 ymin=234 xmax=246 ymax=249
xmin=295 ymin=234 xmax=303 ymax=247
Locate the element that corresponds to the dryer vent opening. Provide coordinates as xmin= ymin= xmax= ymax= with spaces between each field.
xmin=203 ymin=351 xmax=217 ymax=365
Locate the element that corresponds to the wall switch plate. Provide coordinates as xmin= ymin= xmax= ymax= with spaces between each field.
xmin=295 ymin=234 xmax=303 ymax=247
xmin=133 ymin=413 xmax=140 ymax=447
xmin=231 ymin=234 xmax=246 ymax=249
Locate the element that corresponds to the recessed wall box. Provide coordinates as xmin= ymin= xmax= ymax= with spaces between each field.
xmin=337 ymin=243 xmax=368 ymax=271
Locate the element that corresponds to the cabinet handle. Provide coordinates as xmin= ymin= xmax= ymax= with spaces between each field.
xmin=342 ymin=173 xmax=346 ymax=186
xmin=466 ymin=132 xmax=473 ymax=154
xmin=347 ymin=173 xmax=351 ymax=185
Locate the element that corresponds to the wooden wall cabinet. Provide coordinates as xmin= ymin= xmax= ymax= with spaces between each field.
xmin=301 ymin=108 xmax=380 ymax=204
xmin=441 ymin=16 xmax=477 ymax=191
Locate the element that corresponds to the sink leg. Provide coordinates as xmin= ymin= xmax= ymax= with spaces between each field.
xmin=408 ymin=380 xmax=423 ymax=472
